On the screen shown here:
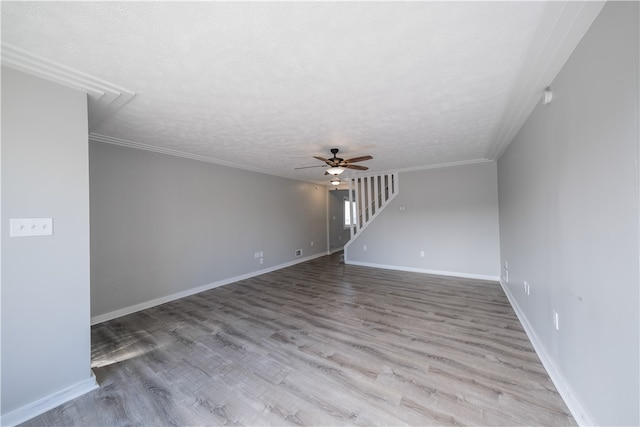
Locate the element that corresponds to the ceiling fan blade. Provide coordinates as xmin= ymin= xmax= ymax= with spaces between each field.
xmin=344 ymin=155 xmax=373 ymax=163
xmin=345 ymin=164 xmax=368 ymax=171
xmin=294 ymin=165 xmax=327 ymax=170
xmin=313 ymin=156 xmax=329 ymax=162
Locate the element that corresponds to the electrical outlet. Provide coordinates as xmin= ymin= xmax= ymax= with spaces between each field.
xmin=420 ymin=251 xmax=425 ymax=258
xmin=363 ymin=245 xmax=367 ymax=251
xmin=524 ymin=281 xmax=530 ymax=295
xmin=310 ymin=241 xmax=314 ymax=247
xmin=553 ymin=310 xmax=559 ymax=330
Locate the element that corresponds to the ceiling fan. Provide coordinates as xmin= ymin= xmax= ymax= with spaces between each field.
xmin=295 ymin=148 xmax=373 ymax=175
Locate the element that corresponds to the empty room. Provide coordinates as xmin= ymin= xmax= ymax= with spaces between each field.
xmin=1 ymin=1 xmax=638 ymax=426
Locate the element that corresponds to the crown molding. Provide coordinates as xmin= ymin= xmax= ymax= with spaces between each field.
xmin=394 ymin=158 xmax=493 ymax=174
xmin=486 ymin=1 xmax=606 ymax=160
xmin=356 ymin=158 xmax=492 ymax=179
xmin=1 ymin=43 xmax=135 ymax=131
xmin=91 ymin=133 xmax=487 ymax=186
xmin=89 ymin=133 xmax=362 ymax=186
xmin=89 ymin=133 xmax=283 ymax=177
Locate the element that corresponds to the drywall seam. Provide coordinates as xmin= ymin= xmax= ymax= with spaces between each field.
xmin=498 ymin=279 xmax=596 ymax=427
xmin=345 ymin=260 xmax=499 ymax=282
xmin=91 ymin=251 xmax=329 ymax=325
xmin=0 ymin=372 xmax=98 ymax=427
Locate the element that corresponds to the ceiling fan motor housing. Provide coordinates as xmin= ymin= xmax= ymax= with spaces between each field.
xmin=330 ymin=148 xmax=343 ymax=165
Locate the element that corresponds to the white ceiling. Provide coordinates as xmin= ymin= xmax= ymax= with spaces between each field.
xmin=1 ymin=1 xmax=604 ymax=184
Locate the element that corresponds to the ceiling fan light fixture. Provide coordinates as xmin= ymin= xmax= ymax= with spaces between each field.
xmin=326 ymin=166 xmax=345 ymax=175
xmin=330 ymin=178 xmax=341 ymax=186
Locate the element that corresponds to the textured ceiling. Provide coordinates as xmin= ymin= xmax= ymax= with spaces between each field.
xmin=1 ymin=2 xmax=602 ymax=184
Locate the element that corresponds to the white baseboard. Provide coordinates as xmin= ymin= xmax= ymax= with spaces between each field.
xmin=498 ymin=279 xmax=595 ymax=427
xmin=344 ymin=260 xmax=500 ymax=282
xmin=91 ymin=251 xmax=329 ymax=325
xmin=1 ymin=371 xmax=98 ymax=427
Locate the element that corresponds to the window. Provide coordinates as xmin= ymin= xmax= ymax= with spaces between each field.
xmin=344 ymin=199 xmax=356 ymax=227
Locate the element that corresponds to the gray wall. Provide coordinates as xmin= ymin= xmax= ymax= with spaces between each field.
xmin=1 ymin=68 xmax=94 ymax=417
xmin=328 ymin=189 xmax=351 ymax=252
xmin=346 ymin=162 xmax=500 ymax=279
xmin=497 ymin=2 xmax=639 ymax=425
xmin=90 ymin=142 xmax=328 ymax=319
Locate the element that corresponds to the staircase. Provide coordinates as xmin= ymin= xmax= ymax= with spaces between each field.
xmin=346 ymin=172 xmax=399 ymax=239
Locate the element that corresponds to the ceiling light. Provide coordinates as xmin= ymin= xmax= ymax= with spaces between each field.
xmin=330 ymin=178 xmax=341 ymax=186
xmin=326 ymin=167 xmax=345 ymax=175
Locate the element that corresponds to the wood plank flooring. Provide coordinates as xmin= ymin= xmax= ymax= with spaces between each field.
xmin=23 ymin=253 xmax=576 ymax=426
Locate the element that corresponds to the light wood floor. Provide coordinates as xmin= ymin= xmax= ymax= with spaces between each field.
xmin=23 ymin=253 xmax=575 ymax=426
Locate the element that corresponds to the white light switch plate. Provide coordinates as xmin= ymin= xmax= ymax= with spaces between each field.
xmin=10 ymin=218 xmax=53 ymax=237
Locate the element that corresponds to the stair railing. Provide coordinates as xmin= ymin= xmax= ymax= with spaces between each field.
xmin=347 ymin=172 xmax=398 ymax=239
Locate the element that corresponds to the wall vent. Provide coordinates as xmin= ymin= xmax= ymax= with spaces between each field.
xmin=295 ymin=249 xmax=302 ymax=257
